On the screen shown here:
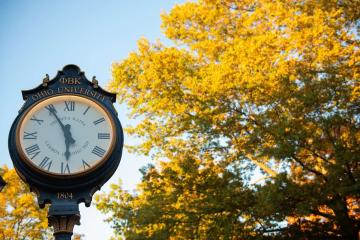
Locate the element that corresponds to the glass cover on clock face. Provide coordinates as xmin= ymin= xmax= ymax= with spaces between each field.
xmin=17 ymin=95 xmax=115 ymax=175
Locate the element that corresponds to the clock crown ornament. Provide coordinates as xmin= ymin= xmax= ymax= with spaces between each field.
xmin=8 ymin=65 xmax=124 ymax=239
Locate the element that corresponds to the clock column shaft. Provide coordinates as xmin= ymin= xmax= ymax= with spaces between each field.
xmin=54 ymin=233 xmax=73 ymax=240
xmin=48 ymin=203 xmax=80 ymax=239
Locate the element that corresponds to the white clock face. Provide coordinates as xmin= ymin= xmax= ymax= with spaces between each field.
xmin=17 ymin=95 xmax=115 ymax=176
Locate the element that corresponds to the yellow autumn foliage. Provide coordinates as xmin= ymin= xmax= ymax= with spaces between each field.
xmin=0 ymin=167 xmax=50 ymax=240
xmin=99 ymin=0 xmax=360 ymax=239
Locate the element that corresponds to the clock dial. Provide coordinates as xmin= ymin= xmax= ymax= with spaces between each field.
xmin=17 ymin=95 xmax=115 ymax=175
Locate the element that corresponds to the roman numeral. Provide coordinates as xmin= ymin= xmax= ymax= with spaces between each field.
xmin=39 ymin=157 xmax=52 ymax=171
xmin=93 ymin=117 xmax=105 ymax=125
xmin=30 ymin=116 xmax=43 ymax=125
xmin=61 ymin=162 xmax=71 ymax=174
xmin=98 ymin=133 xmax=110 ymax=139
xmin=45 ymin=104 xmax=57 ymax=114
xmin=64 ymin=101 xmax=75 ymax=111
xmin=24 ymin=131 xmax=37 ymax=140
xmin=83 ymin=106 xmax=90 ymax=115
xmin=82 ymin=160 xmax=91 ymax=170
xmin=92 ymin=146 xmax=106 ymax=157
xmin=25 ymin=144 xmax=40 ymax=159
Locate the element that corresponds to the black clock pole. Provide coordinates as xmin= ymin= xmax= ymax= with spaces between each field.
xmin=48 ymin=203 xmax=80 ymax=240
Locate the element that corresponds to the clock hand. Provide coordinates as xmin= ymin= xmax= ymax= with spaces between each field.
xmin=45 ymin=105 xmax=66 ymax=132
xmin=64 ymin=124 xmax=75 ymax=160
xmin=46 ymin=106 xmax=76 ymax=160
xmin=65 ymin=141 xmax=70 ymax=161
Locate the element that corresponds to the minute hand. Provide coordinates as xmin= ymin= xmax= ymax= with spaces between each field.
xmin=45 ymin=105 xmax=66 ymax=131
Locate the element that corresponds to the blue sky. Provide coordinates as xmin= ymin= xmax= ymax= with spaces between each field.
xmin=0 ymin=1 xmax=184 ymax=238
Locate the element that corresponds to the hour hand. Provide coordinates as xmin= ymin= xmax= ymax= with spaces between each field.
xmin=64 ymin=124 xmax=75 ymax=160
xmin=65 ymin=143 xmax=71 ymax=160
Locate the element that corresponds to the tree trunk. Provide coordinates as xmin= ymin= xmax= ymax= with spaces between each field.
xmin=330 ymin=195 xmax=359 ymax=240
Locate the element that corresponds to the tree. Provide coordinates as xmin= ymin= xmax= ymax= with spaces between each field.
xmin=0 ymin=167 xmax=51 ymax=240
xmin=73 ymin=233 xmax=85 ymax=240
xmin=96 ymin=146 xmax=256 ymax=240
xmin=97 ymin=0 xmax=360 ymax=239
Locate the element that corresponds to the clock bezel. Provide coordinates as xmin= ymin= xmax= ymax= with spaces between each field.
xmin=15 ymin=94 xmax=117 ymax=178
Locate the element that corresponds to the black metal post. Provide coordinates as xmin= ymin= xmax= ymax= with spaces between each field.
xmin=48 ymin=203 xmax=80 ymax=240
xmin=54 ymin=233 xmax=73 ymax=240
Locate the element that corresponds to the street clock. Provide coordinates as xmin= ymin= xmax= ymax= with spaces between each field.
xmin=16 ymin=95 xmax=116 ymax=176
xmin=8 ymin=65 xmax=124 ymax=239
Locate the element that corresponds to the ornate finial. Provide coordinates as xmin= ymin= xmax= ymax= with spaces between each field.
xmin=42 ymin=74 xmax=50 ymax=87
xmin=92 ymin=76 xmax=99 ymax=88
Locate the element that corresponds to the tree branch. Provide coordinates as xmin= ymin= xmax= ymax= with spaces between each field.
xmin=309 ymin=209 xmax=335 ymax=220
xmin=291 ymin=155 xmax=328 ymax=182
xmin=246 ymin=154 xmax=278 ymax=177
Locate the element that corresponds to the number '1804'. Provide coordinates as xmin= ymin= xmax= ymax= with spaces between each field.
xmin=57 ymin=192 xmax=73 ymax=199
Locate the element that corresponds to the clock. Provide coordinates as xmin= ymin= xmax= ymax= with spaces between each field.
xmin=9 ymin=65 xmax=124 ymax=239
xmin=16 ymin=95 xmax=115 ymax=176
xmin=9 ymin=64 xmax=123 ymax=215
